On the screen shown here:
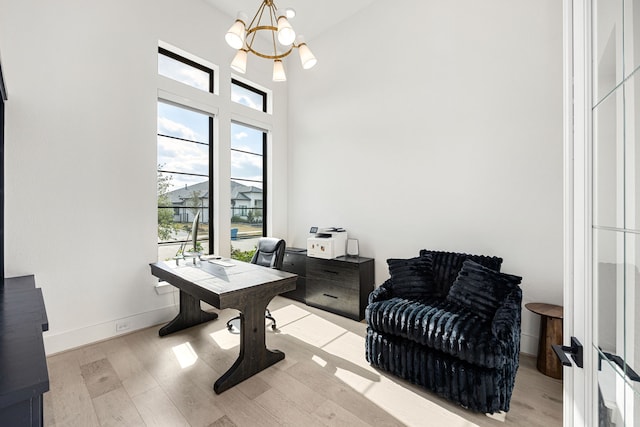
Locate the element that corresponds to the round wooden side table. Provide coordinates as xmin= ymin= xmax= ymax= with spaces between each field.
xmin=525 ymin=302 xmax=563 ymax=379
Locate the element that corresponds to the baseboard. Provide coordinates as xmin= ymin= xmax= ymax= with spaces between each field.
xmin=43 ymin=305 xmax=179 ymax=355
xmin=520 ymin=332 xmax=538 ymax=356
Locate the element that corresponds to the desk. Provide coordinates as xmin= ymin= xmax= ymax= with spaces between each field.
xmin=149 ymin=259 xmax=297 ymax=393
xmin=526 ymin=302 xmax=563 ymax=379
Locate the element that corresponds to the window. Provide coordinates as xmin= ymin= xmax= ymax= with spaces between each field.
xmin=230 ymin=121 xmax=267 ymax=253
xmin=157 ymin=46 xmax=216 ymax=261
xmin=158 ymin=47 xmax=213 ymax=93
xmin=231 ymin=79 xmax=267 ymax=112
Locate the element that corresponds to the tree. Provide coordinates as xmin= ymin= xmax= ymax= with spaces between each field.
xmin=157 ymin=167 xmax=178 ymax=241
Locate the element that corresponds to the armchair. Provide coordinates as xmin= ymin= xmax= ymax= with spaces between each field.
xmin=365 ymin=250 xmax=522 ymax=414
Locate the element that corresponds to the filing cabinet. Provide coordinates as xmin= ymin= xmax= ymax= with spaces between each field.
xmin=306 ymin=256 xmax=375 ymax=321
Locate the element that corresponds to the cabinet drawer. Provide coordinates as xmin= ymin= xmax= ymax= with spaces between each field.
xmin=306 ymin=258 xmax=358 ymax=283
xmin=306 ymin=279 xmax=359 ymax=319
xmin=283 ymin=252 xmax=306 ymax=276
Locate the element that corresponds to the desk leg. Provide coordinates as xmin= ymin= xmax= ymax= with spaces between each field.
xmin=214 ymin=294 xmax=283 ymax=394
xmin=159 ymin=290 xmax=218 ymax=337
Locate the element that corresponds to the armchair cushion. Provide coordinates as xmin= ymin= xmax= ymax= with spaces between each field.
xmin=418 ymin=250 xmax=503 ymax=296
xmin=386 ymin=255 xmax=437 ymax=300
xmin=366 ymin=296 xmax=508 ymax=369
xmin=446 ymin=260 xmax=522 ymax=321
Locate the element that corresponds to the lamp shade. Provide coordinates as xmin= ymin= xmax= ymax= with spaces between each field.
xmin=225 ymin=12 xmax=247 ymax=50
xmin=276 ymin=10 xmax=296 ymax=46
xmin=295 ymin=36 xmax=317 ymax=69
xmin=272 ymin=60 xmax=287 ymax=82
xmin=231 ymin=49 xmax=248 ymax=74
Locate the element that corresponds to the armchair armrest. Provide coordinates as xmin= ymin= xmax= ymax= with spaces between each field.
xmin=491 ymin=287 xmax=523 ymax=342
xmin=368 ymin=280 xmax=393 ymax=304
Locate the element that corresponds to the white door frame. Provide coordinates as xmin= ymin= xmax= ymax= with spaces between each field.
xmin=563 ymin=0 xmax=596 ymax=425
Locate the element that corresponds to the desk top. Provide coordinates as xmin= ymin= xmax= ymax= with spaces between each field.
xmin=150 ymin=259 xmax=297 ymax=309
xmin=525 ymin=302 xmax=563 ymax=319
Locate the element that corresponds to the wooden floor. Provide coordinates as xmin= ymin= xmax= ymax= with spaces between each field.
xmin=44 ymin=296 xmax=562 ymax=427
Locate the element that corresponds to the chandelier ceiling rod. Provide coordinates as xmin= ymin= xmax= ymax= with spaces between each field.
xmin=225 ymin=0 xmax=317 ymax=82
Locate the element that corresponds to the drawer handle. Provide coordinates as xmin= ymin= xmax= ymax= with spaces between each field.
xmin=323 ymin=293 xmax=338 ymax=299
xmin=323 ymin=270 xmax=339 ymax=275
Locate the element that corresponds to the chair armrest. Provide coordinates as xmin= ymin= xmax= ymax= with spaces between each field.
xmin=491 ymin=287 xmax=523 ymax=341
xmin=368 ymin=280 xmax=393 ymax=304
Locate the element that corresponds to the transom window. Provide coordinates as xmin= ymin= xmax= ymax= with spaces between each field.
xmin=158 ymin=47 xmax=214 ymax=93
xmin=231 ymin=79 xmax=267 ymax=112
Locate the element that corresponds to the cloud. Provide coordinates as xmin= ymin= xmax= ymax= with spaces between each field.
xmin=158 ymin=135 xmax=208 ymax=177
xmin=158 ymin=117 xmax=199 ymax=141
xmin=234 ymin=131 xmax=249 ymax=140
xmin=231 ymin=92 xmax=263 ymax=111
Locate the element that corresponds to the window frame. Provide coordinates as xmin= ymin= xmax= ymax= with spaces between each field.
xmin=230 ymin=121 xmax=268 ymax=238
xmin=231 ymin=78 xmax=268 ymax=113
xmin=157 ymin=44 xmax=216 ymax=257
xmin=158 ymin=46 xmax=214 ymax=94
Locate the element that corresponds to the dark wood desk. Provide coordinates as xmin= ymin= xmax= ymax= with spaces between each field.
xmin=149 ymin=259 xmax=297 ymax=393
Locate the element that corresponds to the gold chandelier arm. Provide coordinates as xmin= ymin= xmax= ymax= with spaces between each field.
xmin=246 ymin=45 xmax=293 ymax=60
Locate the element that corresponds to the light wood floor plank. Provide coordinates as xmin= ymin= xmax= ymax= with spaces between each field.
xmin=131 ymin=386 xmax=190 ymax=427
xmin=92 ymin=387 xmax=145 ymax=427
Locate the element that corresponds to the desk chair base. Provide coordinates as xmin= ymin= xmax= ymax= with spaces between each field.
xmin=227 ymin=309 xmax=276 ymax=332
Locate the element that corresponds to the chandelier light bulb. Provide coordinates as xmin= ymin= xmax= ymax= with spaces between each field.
xmin=230 ymin=49 xmax=248 ymax=74
xmin=295 ymin=36 xmax=317 ymax=70
xmin=276 ymin=9 xmax=296 ymax=46
xmin=273 ymin=60 xmax=287 ymax=82
xmin=225 ymin=12 xmax=248 ymax=50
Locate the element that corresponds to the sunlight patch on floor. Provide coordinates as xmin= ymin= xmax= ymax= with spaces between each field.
xmin=269 ymin=304 xmax=312 ymax=327
xmin=171 ymin=342 xmax=198 ymax=369
xmin=209 ymin=329 xmax=239 ymax=350
xmin=311 ymin=355 xmax=328 ymax=367
xmin=278 ymin=311 xmax=347 ymax=347
xmin=304 ymin=316 xmax=480 ymax=427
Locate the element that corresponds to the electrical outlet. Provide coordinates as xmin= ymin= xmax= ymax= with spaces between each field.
xmin=116 ymin=322 xmax=129 ymax=332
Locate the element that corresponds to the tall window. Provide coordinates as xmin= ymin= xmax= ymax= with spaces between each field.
xmin=230 ymin=122 xmax=267 ymax=256
xmin=157 ymin=47 xmax=214 ymax=261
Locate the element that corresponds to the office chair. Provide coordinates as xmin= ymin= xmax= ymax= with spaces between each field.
xmin=226 ymin=237 xmax=286 ymax=332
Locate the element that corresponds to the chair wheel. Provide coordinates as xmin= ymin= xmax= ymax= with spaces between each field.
xmin=271 ymin=324 xmax=277 ymax=330
xmin=227 ymin=324 xmax=233 ymax=330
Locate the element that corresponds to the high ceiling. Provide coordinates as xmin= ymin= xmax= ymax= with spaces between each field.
xmin=205 ymin=0 xmax=377 ymax=41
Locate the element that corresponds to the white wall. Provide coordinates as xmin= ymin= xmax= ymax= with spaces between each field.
xmin=0 ymin=0 xmax=288 ymax=354
xmin=287 ymin=0 xmax=564 ymax=354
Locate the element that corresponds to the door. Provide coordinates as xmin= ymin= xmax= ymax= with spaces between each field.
xmin=565 ymin=0 xmax=640 ymax=425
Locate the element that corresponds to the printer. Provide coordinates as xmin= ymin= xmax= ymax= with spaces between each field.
xmin=307 ymin=227 xmax=347 ymax=259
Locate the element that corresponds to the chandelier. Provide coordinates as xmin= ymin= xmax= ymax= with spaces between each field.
xmin=225 ymin=0 xmax=317 ymax=82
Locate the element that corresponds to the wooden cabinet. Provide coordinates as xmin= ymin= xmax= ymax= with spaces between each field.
xmin=281 ymin=249 xmax=374 ymax=321
xmin=281 ymin=248 xmax=307 ymax=303
xmin=0 ymin=275 xmax=49 ymax=427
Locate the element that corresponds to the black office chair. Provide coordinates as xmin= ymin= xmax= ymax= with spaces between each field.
xmin=226 ymin=237 xmax=286 ymax=332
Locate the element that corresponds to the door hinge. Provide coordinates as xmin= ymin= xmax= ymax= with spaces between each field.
xmin=552 ymin=336 xmax=584 ymax=368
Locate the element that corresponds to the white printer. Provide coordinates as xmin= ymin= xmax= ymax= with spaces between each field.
xmin=307 ymin=227 xmax=347 ymax=259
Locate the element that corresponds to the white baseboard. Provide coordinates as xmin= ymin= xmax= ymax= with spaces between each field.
xmin=43 ymin=305 xmax=178 ymax=355
xmin=520 ymin=332 xmax=538 ymax=356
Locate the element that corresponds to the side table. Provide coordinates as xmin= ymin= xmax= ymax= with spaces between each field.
xmin=525 ymin=302 xmax=563 ymax=379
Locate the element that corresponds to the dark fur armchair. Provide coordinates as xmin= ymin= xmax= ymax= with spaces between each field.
xmin=365 ymin=250 xmax=522 ymax=414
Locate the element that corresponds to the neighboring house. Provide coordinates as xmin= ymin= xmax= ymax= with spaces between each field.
xmin=230 ymin=181 xmax=263 ymax=222
xmin=166 ymin=180 xmax=263 ymax=223
xmin=166 ymin=181 xmax=209 ymax=223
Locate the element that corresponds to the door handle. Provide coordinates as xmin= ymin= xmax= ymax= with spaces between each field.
xmin=552 ymin=336 xmax=584 ymax=368
xmin=600 ymin=351 xmax=640 ymax=382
